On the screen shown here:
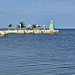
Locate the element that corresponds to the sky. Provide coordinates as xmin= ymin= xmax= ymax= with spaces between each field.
xmin=0 ymin=0 xmax=75 ymax=29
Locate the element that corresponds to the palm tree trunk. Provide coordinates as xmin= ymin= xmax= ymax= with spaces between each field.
xmin=9 ymin=27 xmax=10 ymax=30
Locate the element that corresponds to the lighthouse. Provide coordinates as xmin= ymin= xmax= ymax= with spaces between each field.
xmin=49 ymin=20 xmax=55 ymax=30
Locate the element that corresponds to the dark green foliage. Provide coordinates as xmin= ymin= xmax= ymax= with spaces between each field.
xmin=20 ymin=21 xmax=25 ymax=28
xmin=17 ymin=25 xmax=20 ymax=28
xmin=32 ymin=24 xmax=36 ymax=29
xmin=8 ymin=24 xmax=13 ymax=30
xmin=36 ymin=25 xmax=41 ymax=27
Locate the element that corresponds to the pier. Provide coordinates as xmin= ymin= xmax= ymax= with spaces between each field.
xmin=0 ymin=20 xmax=60 ymax=35
xmin=0 ymin=30 xmax=59 ymax=35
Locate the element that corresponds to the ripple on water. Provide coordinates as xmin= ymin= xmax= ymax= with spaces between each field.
xmin=0 ymin=29 xmax=75 ymax=75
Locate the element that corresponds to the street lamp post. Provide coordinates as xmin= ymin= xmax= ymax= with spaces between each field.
xmin=28 ymin=24 xmax=31 ymax=30
xmin=43 ymin=25 xmax=45 ymax=30
xmin=36 ymin=24 xmax=38 ymax=30
xmin=20 ymin=24 xmax=21 ymax=30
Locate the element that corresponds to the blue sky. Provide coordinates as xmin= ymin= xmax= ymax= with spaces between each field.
xmin=0 ymin=0 xmax=75 ymax=28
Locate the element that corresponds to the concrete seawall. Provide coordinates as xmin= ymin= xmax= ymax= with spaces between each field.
xmin=0 ymin=30 xmax=59 ymax=35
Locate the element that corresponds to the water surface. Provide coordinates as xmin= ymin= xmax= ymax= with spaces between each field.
xmin=0 ymin=29 xmax=75 ymax=75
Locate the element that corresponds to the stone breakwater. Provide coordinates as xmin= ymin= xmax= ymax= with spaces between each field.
xmin=0 ymin=30 xmax=59 ymax=35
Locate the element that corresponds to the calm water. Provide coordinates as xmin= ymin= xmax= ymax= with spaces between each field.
xmin=0 ymin=29 xmax=75 ymax=75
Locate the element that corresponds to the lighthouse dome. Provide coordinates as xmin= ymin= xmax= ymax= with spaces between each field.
xmin=51 ymin=20 xmax=53 ymax=23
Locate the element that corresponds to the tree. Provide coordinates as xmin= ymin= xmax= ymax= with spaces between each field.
xmin=8 ymin=24 xmax=13 ymax=30
xmin=31 ymin=24 xmax=36 ymax=30
xmin=36 ymin=25 xmax=41 ymax=30
xmin=20 ymin=21 xmax=25 ymax=29
xmin=36 ymin=25 xmax=40 ymax=27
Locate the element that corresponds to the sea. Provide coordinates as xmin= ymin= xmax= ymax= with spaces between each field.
xmin=0 ymin=29 xmax=75 ymax=75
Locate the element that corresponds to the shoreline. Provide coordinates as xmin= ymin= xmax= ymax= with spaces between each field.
xmin=0 ymin=30 xmax=59 ymax=35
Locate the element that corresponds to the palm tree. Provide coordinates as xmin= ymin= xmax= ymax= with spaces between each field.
xmin=20 ymin=21 xmax=25 ymax=29
xmin=8 ymin=24 xmax=13 ymax=30
xmin=32 ymin=24 xmax=36 ymax=30
xmin=36 ymin=25 xmax=41 ymax=30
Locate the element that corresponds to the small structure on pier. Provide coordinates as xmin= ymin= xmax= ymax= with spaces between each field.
xmin=49 ymin=20 xmax=55 ymax=30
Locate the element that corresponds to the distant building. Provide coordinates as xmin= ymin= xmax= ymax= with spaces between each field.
xmin=49 ymin=20 xmax=55 ymax=30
